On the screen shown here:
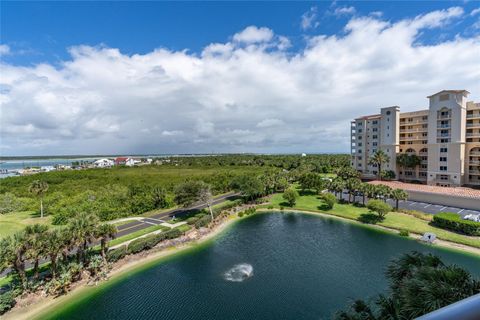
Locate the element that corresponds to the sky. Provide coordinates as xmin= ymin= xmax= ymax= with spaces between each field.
xmin=1 ymin=1 xmax=479 ymax=156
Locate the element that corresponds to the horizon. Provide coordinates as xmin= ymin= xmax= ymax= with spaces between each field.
xmin=1 ymin=1 xmax=480 ymax=156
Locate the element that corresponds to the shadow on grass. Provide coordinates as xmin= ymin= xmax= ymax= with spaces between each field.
xmin=279 ymin=201 xmax=294 ymax=208
xmin=317 ymin=204 xmax=333 ymax=211
xmin=358 ymin=213 xmax=384 ymax=224
xmin=299 ymin=190 xmax=318 ymax=196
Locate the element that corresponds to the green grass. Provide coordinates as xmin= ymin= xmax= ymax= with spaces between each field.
xmin=175 ymin=224 xmax=192 ymax=233
xmin=264 ymin=191 xmax=480 ymax=249
xmin=109 ymin=225 xmax=169 ymax=247
xmin=0 ymin=211 xmax=54 ymax=239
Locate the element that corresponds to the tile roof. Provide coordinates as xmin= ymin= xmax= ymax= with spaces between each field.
xmin=368 ymin=180 xmax=480 ymax=200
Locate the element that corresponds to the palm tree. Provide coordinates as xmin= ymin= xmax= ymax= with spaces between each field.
xmin=396 ymin=153 xmax=410 ymax=182
xmin=357 ymin=183 xmax=369 ymax=205
xmin=198 ymin=183 xmax=214 ymax=221
xmin=69 ymin=212 xmax=99 ymax=265
xmin=29 ymin=180 xmax=49 ymax=218
xmin=0 ymin=232 xmax=28 ymax=288
xmin=329 ymin=178 xmax=345 ymax=200
xmin=345 ymin=178 xmax=361 ymax=203
xmin=368 ymin=150 xmax=390 ymax=181
xmin=390 ymin=189 xmax=408 ymax=210
xmin=24 ymin=224 xmax=49 ymax=280
xmin=95 ymin=223 xmax=118 ymax=262
xmin=44 ymin=229 xmax=66 ymax=279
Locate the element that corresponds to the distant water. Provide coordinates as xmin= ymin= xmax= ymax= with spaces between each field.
xmin=41 ymin=212 xmax=480 ymax=320
xmin=0 ymin=158 xmax=98 ymax=179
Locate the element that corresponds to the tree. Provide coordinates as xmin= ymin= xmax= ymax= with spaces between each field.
xmin=368 ymin=150 xmax=390 ymax=180
xmin=174 ymin=180 xmax=207 ymax=208
xmin=151 ymin=186 xmax=170 ymax=209
xmin=230 ymin=175 xmax=265 ymax=201
xmin=345 ymin=178 xmax=361 ymax=203
xmin=390 ymin=189 xmax=408 ymax=210
xmin=24 ymin=224 xmax=49 ymax=280
xmin=335 ymin=252 xmax=480 ymax=320
xmin=29 ymin=180 xmax=49 ymax=218
xmin=321 ymin=193 xmax=337 ymax=209
xmin=95 ymin=223 xmax=118 ymax=262
xmin=396 ymin=153 xmax=410 ymax=182
xmin=0 ymin=232 xmax=28 ymax=289
xmin=357 ymin=183 xmax=369 ymax=205
xmin=336 ymin=166 xmax=361 ymax=181
xmin=282 ymin=187 xmax=299 ymax=207
xmin=367 ymin=199 xmax=392 ymax=220
xmin=329 ymin=177 xmax=346 ymax=200
xmin=198 ymin=183 xmax=215 ymax=221
xmin=44 ymin=229 xmax=65 ymax=279
xmin=68 ymin=212 xmax=99 ymax=265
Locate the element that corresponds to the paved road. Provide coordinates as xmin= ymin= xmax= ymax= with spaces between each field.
xmin=115 ymin=192 xmax=239 ymax=238
xmin=0 ymin=192 xmax=239 ymax=280
xmin=339 ymin=192 xmax=480 ymax=217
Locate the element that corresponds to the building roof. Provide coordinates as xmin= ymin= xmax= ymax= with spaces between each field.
xmin=368 ymin=181 xmax=480 ymax=200
xmin=427 ymin=90 xmax=470 ymax=98
xmin=354 ymin=114 xmax=382 ymax=120
xmin=115 ymin=157 xmax=128 ymax=162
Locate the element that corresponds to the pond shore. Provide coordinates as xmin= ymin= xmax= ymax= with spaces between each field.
xmin=4 ymin=213 xmax=242 ymax=320
xmin=4 ymin=208 xmax=479 ymax=319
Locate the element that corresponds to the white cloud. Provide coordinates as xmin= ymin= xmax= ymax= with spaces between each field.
xmin=301 ymin=7 xmax=320 ymax=30
xmin=0 ymin=44 xmax=10 ymax=56
xmin=370 ymin=11 xmax=383 ymax=18
xmin=1 ymin=7 xmax=479 ymax=155
xmin=256 ymin=118 xmax=285 ymax=128
xmin=471 ymin=8 xmax=480 ymax=16
xmin=232 ymin=26 xmax=273 ymax=44
xmin=334 ymin=6 xmax=356 ymax=16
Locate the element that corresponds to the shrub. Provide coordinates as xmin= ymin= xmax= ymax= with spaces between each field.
xmin=238 ymin=211 xmax=245 ymax=217
xmin=399 ymin=209 xmax=432 ymax=221
xmin=186 ymin=216 xmax=200 ymax=225
xmin=282 ymin=187 xmax=299 ymax=207
xmin=267 ymin=205 xmax=274 ymax=209
xmin=107 ymin=245 xmax=127 ymax=262
xmin=321 ymin=193 xmax=337 ymax=209
xmin=164 ymin=228 xmax=182 ymax=239
xmin=366 ymin=199 xmax=392 ymax=219
xmin=194 ymin=215 xmax=212 ymax=229
xmin=432 ymin=212 xmax=480 ymax=236
xmin=127 ymin=237 xmax=151 ymax=254
xmin=399 ymin=229 xmax=409 ymax=237
xmin=0 ymin=291 xmax=16 ymax=315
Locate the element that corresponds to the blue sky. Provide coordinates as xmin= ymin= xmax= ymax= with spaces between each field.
xmin=1 ymin=1 xmax=479 ymax=155
xmin=3 ymin=1 xmax=479 ymax=66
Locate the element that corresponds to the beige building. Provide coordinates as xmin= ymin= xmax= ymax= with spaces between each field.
xmin=351 ymin=90 xmax=480 ymax=187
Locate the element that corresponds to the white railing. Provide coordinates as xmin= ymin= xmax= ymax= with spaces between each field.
xmin=417 ymin=293 xmax=480 ymax=320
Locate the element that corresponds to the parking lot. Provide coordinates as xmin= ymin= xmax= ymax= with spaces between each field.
xmin=340 ymin=192 xmax=480 ymax=218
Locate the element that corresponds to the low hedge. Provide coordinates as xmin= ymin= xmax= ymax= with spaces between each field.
xmin=0 ymin=291 xmax=16 ymax=315
xmin=194 ymin=215 xmax=212 ymax=229
xmin=432 ymin=212 xmax=480 ymax=236
xmin=107 ymin=245 xmax=127 ymax=262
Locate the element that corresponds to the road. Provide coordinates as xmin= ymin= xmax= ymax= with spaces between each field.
xmin=0 ymin=192 xmax=239 ymax=280
xmin=338 ymin=192 xmax=480 ymax=218
xmin=115 ymin=192 xmax=239 ymax=238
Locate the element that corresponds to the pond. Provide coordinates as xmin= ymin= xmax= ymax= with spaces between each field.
xmin=42 ymin=212 xmax=480 ymax=320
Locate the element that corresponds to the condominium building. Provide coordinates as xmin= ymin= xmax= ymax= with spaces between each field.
xmin=350 ymin=90 xmax=480 ymax=187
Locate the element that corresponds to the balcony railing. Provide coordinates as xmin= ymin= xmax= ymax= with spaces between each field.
xmin=438 ymin=124 xmax=451 ymax=128
xmin=466 ymin=123 xmax=480 ymax=128
xmin=400 ymin=128 xmax=428 ymax=133
xmin=419 ymin=152 xmax=428 ymax=156
xmin=467 ymin=113 xmax=480 ymax=119
xmin=466 ymin=132 xmax=480 ymax=137
xmin=470 ymin=152 xmax=480 ymax=156
xmin=417 ymin=293 xmax=480 ymax=320
xmin=437 ymin=115 xmax=451 ymax=120
xmin=400 ymin=119 xmax=428 ymax=125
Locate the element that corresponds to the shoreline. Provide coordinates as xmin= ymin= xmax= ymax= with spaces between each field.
xmin=258 ymin=208 xmax=480 ymax=256
xmin=4 ymin=209 xmax=479 ymax=319
xmin=4 ymin=214 xmax=242 ymax=320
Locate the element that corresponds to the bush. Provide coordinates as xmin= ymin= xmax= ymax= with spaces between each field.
xmin=432 ymin=212 xmax=480 ymax=236
xmin=282 ymin=187 xmax=299 ymax=207
xmin=164 ymin=228 xmax=182 ymax=239
xmin=366 ymin=199 xmax=392 ymax=219
xmin=186 ymin=216 xmax=200 ymax=225
xmin=399 ymin=229 xmax=409 ymax=237
xmin=399 ymin=209 xmax=432 ymax=221
xmin=107 ymin=245 xmax=127 ymax=262
xmin=0 ymin=291 xmax=16 ymax=315
xmin=321 ymin=193 xmax=337 ymax=209
xmin=238 ymin=211 xmax=245 ymax=217
xmin=194 ymin=215 xmax=212 ymax=229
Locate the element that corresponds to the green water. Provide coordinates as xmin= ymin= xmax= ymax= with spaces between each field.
xmin=44 ymin=212 xmax=480 ymax=320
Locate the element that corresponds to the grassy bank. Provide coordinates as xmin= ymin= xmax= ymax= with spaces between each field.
xmin=261 ymin=192 xmax=480 ymax=249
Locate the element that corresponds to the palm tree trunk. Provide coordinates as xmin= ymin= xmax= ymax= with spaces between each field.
xmin=14 ymin=259 xmax=27 ymax=289
xmin=208 ymin=204 xmax=214 ymax=221
xmin=40 ymin=198 xmax=44 ymax=218
xmin=396 ymin=200 xmax=399 ymax=210
xmin=33 ymin=258 xmax=40 ymax=280
xmin=100 ymin=239 xmax=106 ymax=262
xmin=50 ymin=254 xmax=58 ymax=279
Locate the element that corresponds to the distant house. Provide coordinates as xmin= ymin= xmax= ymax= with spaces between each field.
xmin=115 ymin=157 xmax=136 ymax=167
xmin=94 ymin=158 xmax=114 ymax=168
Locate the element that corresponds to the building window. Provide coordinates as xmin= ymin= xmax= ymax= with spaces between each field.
xmin=440 ymin=148 xmax=447 ymax=153
xmin=440 ymin=166 xmax=447 ymax=171
xmin=372 ymin=142 xmax=377 ymax=146
xmin=373 ymin=128 xmax=378 ymax=132
xmin=439 ymin=94 xmax=449 ymax=101
xmin=372 ymin=120 xmax=378 ymax=125
xmin=373 ymin=135 xmax=378 ymax=139
xmin=439 ymin=157 xmax=447 ymax=162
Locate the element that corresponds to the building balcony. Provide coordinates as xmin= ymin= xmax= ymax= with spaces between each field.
xmin=466 ymin=132 xmax=480 ymax=137
xmin=400 ymin=119 xmax=428 ymax=125
xmin=466 ymin=122 xmax=480 ymax=128
xmin=437 ymin=124 xmax=451 ymax=129
xmin=470 ymin=152 xmax=480 ymax=156
xmin=419 ymin=152 xmax=428 ymax=156
xmin=437 ymin=115 xmax=451 ymax=120
xmin=432 ymin=178 xmax=455 ymax=184
xmin=469 ymin=161 xmax=480 ymax=165
xmin=467 ymin=113 xmax=480 ymax=119
xmin=400 ymin=128 xmax=428 ymax=133
xmin=469 ymin=169 xmax=480 ymax=175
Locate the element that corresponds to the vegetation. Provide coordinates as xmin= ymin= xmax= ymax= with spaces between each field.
xmin=366 ymin=200 xmax=392 ymax=220
xmin=282 ymin=187 xmax=299 ymax=207
xmin=368 ymin=150 xmax=390 ymax=180
xmin=432 ymin=212 xmax=480 ymax=236
xmin=320 ymin=193 xmax=337 ymax=209
xmin=28 ymin=180 xmax=49 ymax=218
xmin=334 ymin=252 xmax=480 ymax=319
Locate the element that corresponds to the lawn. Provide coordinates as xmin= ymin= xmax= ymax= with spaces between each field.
xmin=0 ymin=211 xmax=54 ymax=239
xmin=264 ymin=192 xmax=480 ymax=249
xmin=108 ymin=224 xmax=170 ymax=247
